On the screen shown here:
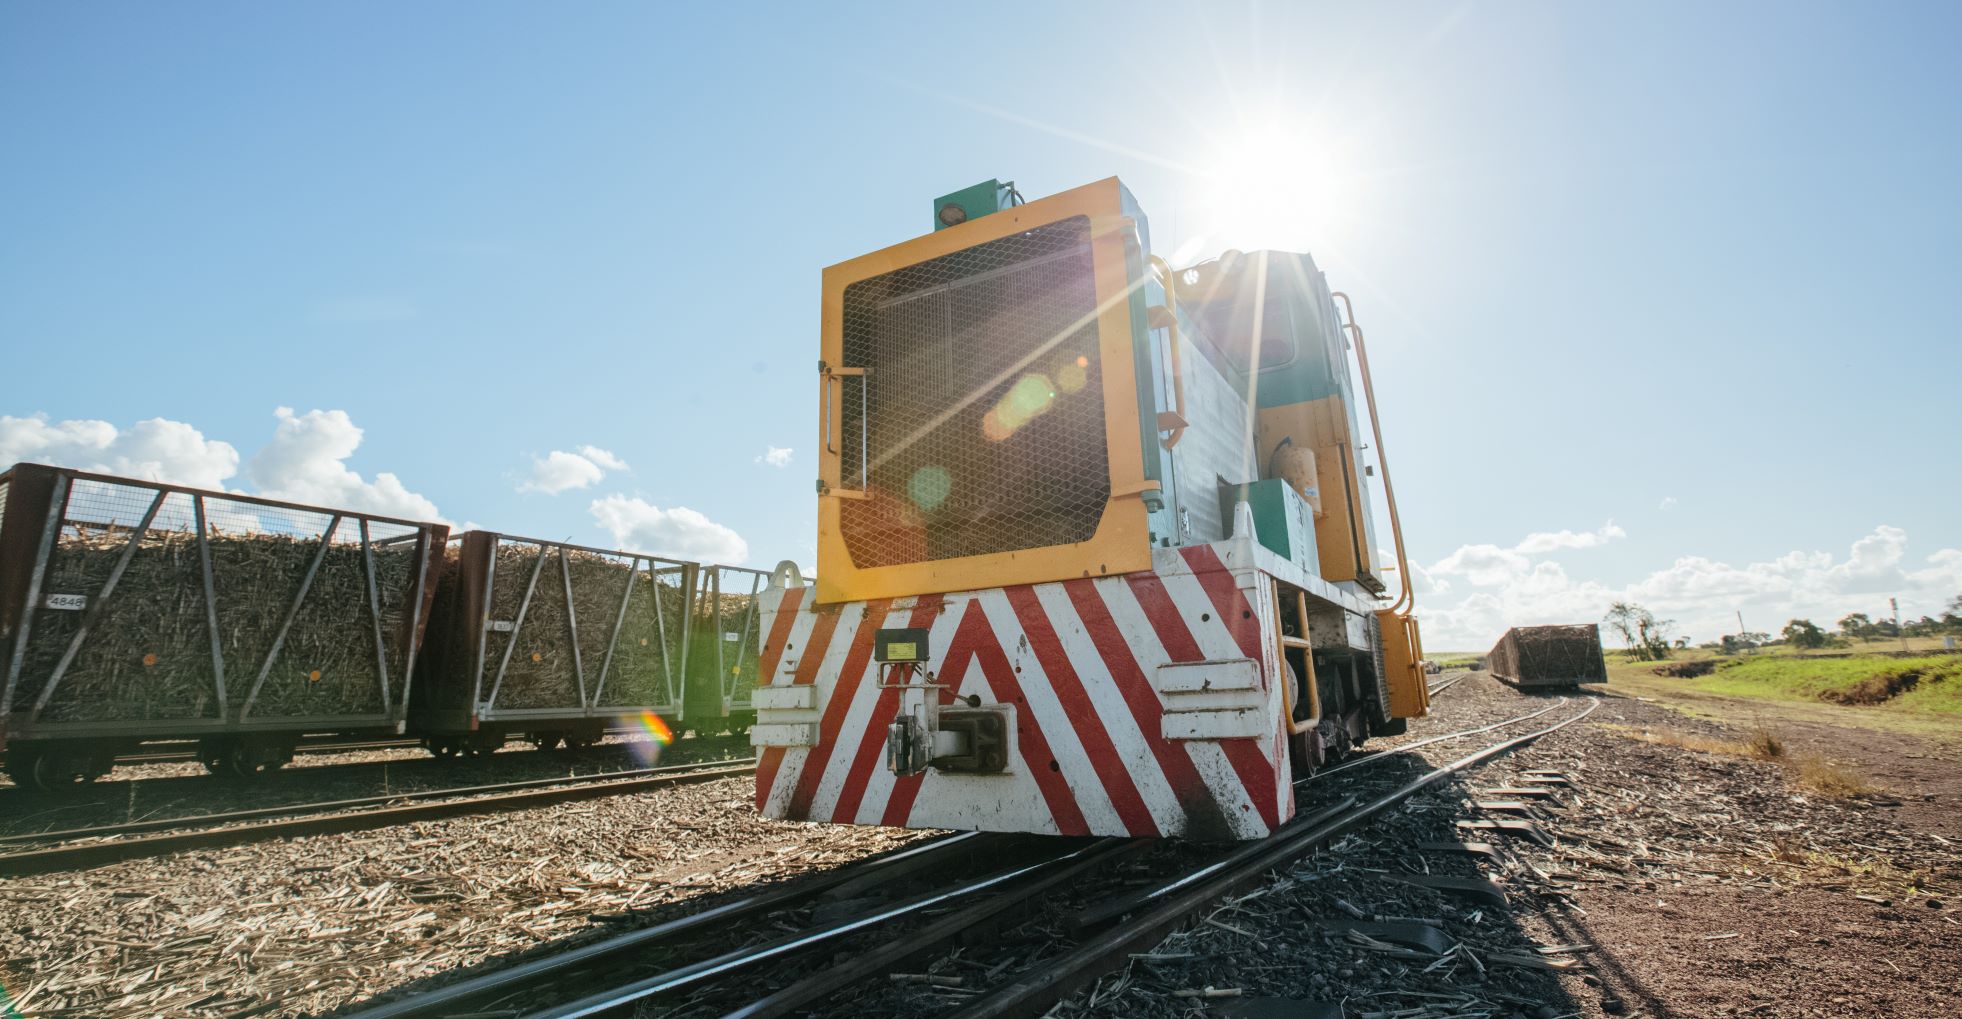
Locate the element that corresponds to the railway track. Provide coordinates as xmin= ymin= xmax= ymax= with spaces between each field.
xmin=338 ymin=699 xmax=1594 ymax=1019
xmin=113 ymin=737 xmax=421 ymax=765
xmin=111 ymin=726 xmax=662 ymax=766
xmin=1426 ymin=670 xmax=1469 ymax=697
xmin=0 ymin=756 xmax=756 ymax=877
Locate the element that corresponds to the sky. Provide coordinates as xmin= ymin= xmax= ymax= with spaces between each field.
xmin=3 ymin=1 xmax=1958 ymax=651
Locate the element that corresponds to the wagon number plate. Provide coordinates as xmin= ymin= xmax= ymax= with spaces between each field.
xmin=486 ymin=620 xmax=516 ymax=633
xmin=43 ymin=593 xmax=88 ymax=611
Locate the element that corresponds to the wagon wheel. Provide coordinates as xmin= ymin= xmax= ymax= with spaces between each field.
xmin=32 ymin=753 xmax=99 ymax=793
xmin=217 ymin=743 xmax=283 ymax=780
xmin=562 ymin=733 xmax=601 ymax=752
xmin=425 ymin=739 xmax=461 ymax=759
xmin=531 ymin=732 xmax=566 ymax=752
xmin=5 ymin=750 xmax=90 ymax=794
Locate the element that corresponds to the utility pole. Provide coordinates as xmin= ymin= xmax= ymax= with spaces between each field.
xmin=1892 ymin=597 xmax=1907 ymax=652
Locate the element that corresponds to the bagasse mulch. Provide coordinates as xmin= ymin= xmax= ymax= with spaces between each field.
xmin=0 ymin=773 xmax=931 ymax=1017
xmin=1048 ymin=676 xmax=1960 ymax=1019
xmin=420 ymin=541 xmax=696 ymax=714
xmin=17 ymin=527 xmax=421 ymax=723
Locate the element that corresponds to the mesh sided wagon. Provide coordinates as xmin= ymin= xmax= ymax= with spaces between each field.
xmin=0 ymin=463 xmax=446 ymax=782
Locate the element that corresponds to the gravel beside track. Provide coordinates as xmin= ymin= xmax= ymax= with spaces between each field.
xmin=0 ymin=758 xmax=932 ymax=1017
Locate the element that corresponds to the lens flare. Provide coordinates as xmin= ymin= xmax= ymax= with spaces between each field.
xmin=982 ymin=373 xmax=1057 ymax=441
xmin=629 ymin=709 xmax=674 ymax=765
xmin=908 ymin=465 xmax=952 ymax=510
xmin=639 ymin=710 xmax=674 ymax=744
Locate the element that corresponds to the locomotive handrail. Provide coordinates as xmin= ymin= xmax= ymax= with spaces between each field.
xmin=1331 ymin=291 xmax=1414 ymax=615
xmin=818 ymin=362 xmax=870 ymax=498
xmin=1147 ymin=255 xmax=1189 ymax=450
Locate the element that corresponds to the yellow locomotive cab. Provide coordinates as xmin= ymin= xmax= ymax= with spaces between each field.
xmin=758 ymin=175 xmax=1428 ymax=839
xmin=816 ymin=177 xmax=1156 ymax=606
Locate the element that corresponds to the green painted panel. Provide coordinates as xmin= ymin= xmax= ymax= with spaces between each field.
xmin=933 ymin=180 xmax=1005 ymax=231
xmin=1217 ymin=478 xmax=1319 ymax=573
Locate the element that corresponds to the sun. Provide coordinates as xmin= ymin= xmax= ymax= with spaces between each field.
xmin=1192 ymin=125 xmax=1367 ymax=257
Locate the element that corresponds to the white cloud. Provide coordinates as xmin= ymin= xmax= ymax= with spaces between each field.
xmin=522 ymin=451 xmax=604 ymax=494
xmin=1658 ymin=496 xmax=1678 ymax=511
xmin=590 ymin=494 xmax=748 ymax=563
xmin=1416 ymin=523 xmax=1962 ymax=652
xmin=1429 ymin=520 xmax=1625 ymax=591
xmin=0 ymin=414 xmax=239 ymax=489
xmin=1514 ymin=521 xmax=1626 ymax=555
xmin=248 ymin=407 xmax=444 ymax=521
xmin=579 ymin=445 xmax=628 ymax=471
xmin=756 ymin=446 xmax=794 ymax=468
xmin=520 ymin=446 xmax=628 ymax=495
xmin=2 ymin=409 xmax=444 ymax=524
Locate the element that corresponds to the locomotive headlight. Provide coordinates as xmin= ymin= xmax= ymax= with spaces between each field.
xmin=937 ymin=202 xmax=968 ymax=227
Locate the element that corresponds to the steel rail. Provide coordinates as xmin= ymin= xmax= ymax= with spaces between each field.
xmin=942 ymin=699 xmax=1601 ymax=1019
xmin=0 ymin=758 xmax=756 ymax=877
xmin=338 ymin=831 xmax=988 ymax=1019
xmin=562 ymin=701 xmax=1586 ymax=1018
xmin=1061 ymin=699 xmax=1572 ymax=932
xmin=113 ymin=738 xmax=419 ymax=765
xmin=1426 ymin=672 xmax=1468 ymax=697
xmin=0 ymin=755 xmax=757 ymax=847
xmin=1308 ymin=697 xmax=1567 ymax=784
xmin=723 ymin=795 xmax=1351 ymax=1019
xmin=533 ymin=840 xmax=1106 ymax=1019
xmin=108 ymin=725 xmax=669 ymax=765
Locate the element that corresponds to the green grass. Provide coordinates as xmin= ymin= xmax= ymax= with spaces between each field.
xmin=1633 ymin=653 xmax=1962 ymax=717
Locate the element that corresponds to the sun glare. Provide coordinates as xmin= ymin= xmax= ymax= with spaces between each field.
xmin=1196 ymin=127 xmax=1366 ymax=256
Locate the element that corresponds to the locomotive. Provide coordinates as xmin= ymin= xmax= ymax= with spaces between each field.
xmin=750 ymin=176 xmax=1427 ymax=840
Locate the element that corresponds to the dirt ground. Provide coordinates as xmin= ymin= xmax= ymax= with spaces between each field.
xmin=1077 ymin=673 xmax=1960 ymax=1019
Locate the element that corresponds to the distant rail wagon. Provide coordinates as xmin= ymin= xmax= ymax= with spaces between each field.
xmin=411 ymin=531 xmax=698 ymax=755
xmin=1486 ymin=624 xmax=1608 ymax=689
xmin=683 ymin=564 xmax=767 ymax=736
xmin=0 ymin=462 xmax=447 ymax=789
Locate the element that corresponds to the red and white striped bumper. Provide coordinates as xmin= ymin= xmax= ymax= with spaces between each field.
xmin=750 ymin=544 xmax=1293 ymax=840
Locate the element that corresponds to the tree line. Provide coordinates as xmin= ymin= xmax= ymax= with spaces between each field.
xmin=1604 ymin=594 xmax=1962 ymax=659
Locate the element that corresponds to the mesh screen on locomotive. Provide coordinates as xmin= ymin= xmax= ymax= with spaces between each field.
xmin=838 ymin=216 xmax=1112 ymax=568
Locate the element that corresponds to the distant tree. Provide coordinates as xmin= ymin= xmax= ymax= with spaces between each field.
xmin=1945 ymin=594 xmax=1962 ymax=628
xmin=1905 ymin=615 xmax=1941 ymax=637
xmin=1605 ymin=601 xmax=1675 ymax=661
xmin=1837 ymin=612 xmax=1873 ymax=641
xmin=1674 ymin=636 xmax=1691 ymax=649
xmin=1783 ymin=618 xmax=1828 ymax=649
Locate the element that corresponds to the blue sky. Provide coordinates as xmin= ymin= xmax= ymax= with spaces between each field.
xmin=3 ymin=1 xmax=1958 ymax=649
